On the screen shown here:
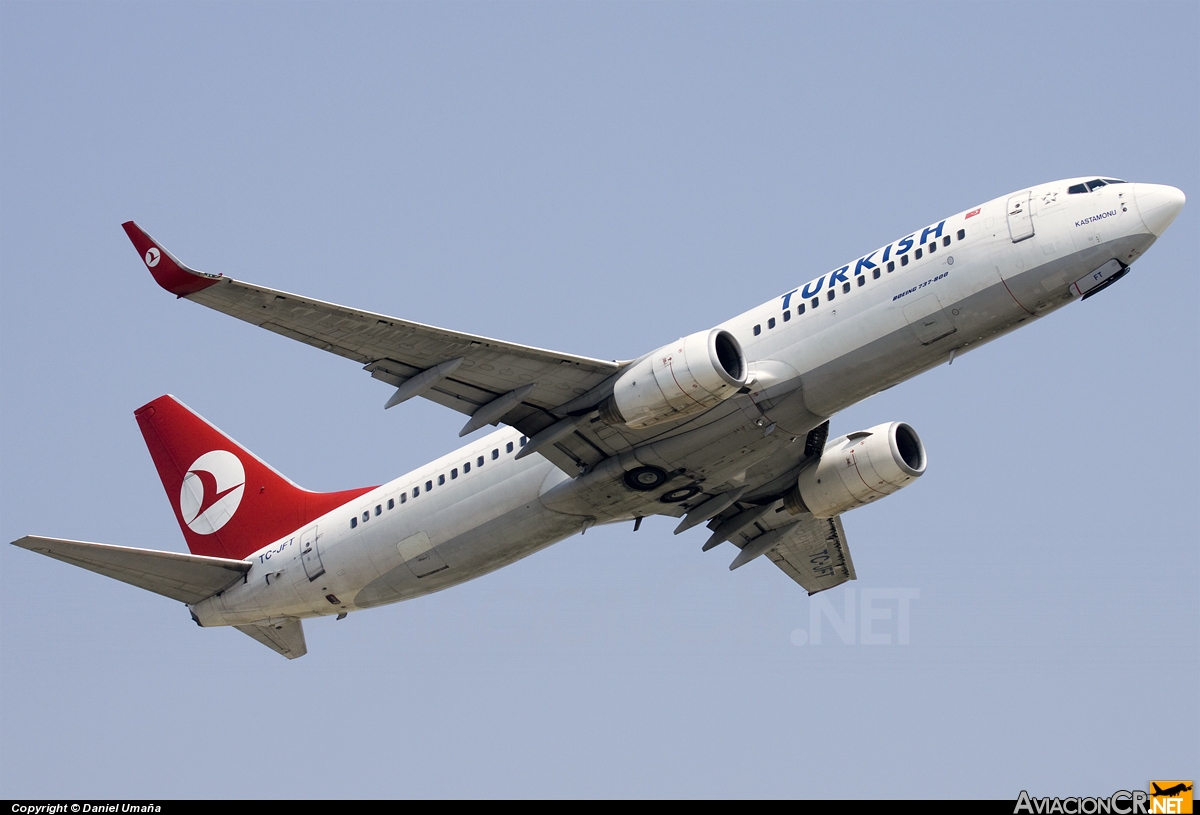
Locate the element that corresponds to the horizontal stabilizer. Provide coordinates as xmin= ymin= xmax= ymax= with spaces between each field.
xmin=11 ymin=535 xmax=250 ymax=605
xmin=235 ymin=618 xmax=307 ymax=659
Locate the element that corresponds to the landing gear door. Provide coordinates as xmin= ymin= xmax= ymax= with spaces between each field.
xmin=300 ymin=525 xmax=325 ymax=581
xmin=1007 ymin=191 xmax=1034 ymax=243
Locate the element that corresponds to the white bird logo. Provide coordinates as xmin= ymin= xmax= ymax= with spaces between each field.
xmin=179 ymin=450 xmax=246 ymax=535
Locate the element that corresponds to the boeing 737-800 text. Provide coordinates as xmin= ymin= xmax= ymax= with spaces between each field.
xmin=12 ymin=177 xmax=1185 ymax=658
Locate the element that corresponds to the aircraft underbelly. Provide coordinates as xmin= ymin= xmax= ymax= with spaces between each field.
xmin=799 ymin=279 xmax=1016 ymax=417
xmin=353 ymin=501 xmax=586 ymax=608
xmin=999 ymin=233 xmax=1145 ymax=315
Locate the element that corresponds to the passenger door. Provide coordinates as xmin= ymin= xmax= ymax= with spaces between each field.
xmin=300 ymin=525 xmax=325 ymax=581
xmin=1007 ymin=191 xmax=1034 ymax=243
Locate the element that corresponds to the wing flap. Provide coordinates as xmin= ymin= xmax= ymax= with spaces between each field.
xmin=12 ymin=535 xmax=251 ymax=604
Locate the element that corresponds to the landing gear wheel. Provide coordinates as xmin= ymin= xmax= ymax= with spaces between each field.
xmin=624 ymin=466 xmax=668 ymax=492
xmin=660 ymin=484 xmax=701 ymax=504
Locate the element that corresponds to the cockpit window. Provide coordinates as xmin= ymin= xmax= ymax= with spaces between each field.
xmin=1069 ymin=178 xmax=1123 ymax=195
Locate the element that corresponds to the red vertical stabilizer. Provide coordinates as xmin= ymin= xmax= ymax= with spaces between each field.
xmin=135 ymin=395 xmax=374 ymax=560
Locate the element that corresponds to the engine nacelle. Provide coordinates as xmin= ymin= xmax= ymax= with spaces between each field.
xmin=784 ymin=422 xmax=926 ymax=518
xmin=600 ymin=328 xmax=747 ymax=430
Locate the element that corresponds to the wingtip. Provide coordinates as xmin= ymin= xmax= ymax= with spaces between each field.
xmin=122 ymin=221 xmax=222 ymax=297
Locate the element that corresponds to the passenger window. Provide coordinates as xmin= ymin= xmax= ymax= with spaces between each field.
xmin=413 ymin=486 xmax=419 ymax=497
xmin=753 ymin=324 xmax=761 ymax=336
xmin=464 ymin=462 xmax=471 ymax=473
xmin=451 ymin=468 xmax=458 ymax=479
xmin=827 ymin=289 xmax=835 ymax=301
xmin=437 ymin=474 xmax=445 ymax=486
xmin=425 ymin=480 xmax=433 ymax=491
xmin=957 ymin=229 xmax=965 ymax=240
xmin=901 ymin=255 xmax=909 ymax=266
xmin=387 ymin=498 xmax=395 ymax=510
xmin=797 ymin=302 xmax=805 ymax=315
xmin=842 ymin=282 xmax=851 ymax=294
xmin=872 ymin=269 xmax=880 ymax=280
xmin=506 ymin=441 xmax=514 ymax=453
xmin=362 ymin=511 xmax=369 ymax=523
xmin=915 ymin=247 xmax=923 ymax=259
xmin=492 ymin=449 xmax=499 ymax=460
xmin=350 ymin=517 xmax=357 ymax=529
xmin=928 ymin=241 xmax=936 ymax=253
xmin=375 ymin=505 xmax=382 ymax=516
xmin=943 ymin=235 xmax=951 ymax=247
xmin=768 ymin=317 xmax=776 ymax=329
xmin=811 ymin=298 xmax=819 ymax=309
xmin=887 ymin=261 xmax=895 ymax=273
xmin=783 ymin=310 xmax=791 ymax=322
xmin=520 ymin=436 xmax=527 ymax=447
xmin=857 ymin=276 xmax=866 ymax=287
xmin=1068 ymin=183 xmax=1088 ymax=194
xmin=477 ymin=456 xmax=484 ymax=467
xmin=400 ymin=493 xmax=407 ymax=504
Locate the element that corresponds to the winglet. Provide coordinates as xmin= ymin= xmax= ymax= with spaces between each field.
xmin=121 ymin=221 xmax=223 ymax=297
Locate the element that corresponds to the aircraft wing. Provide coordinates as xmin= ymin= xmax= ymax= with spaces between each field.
xmin=11 ymin=535 xmax=251 ymax=605
xmin=763 ymin=515 xmax=856 ymax=594
xmin=123 ymin=222 xmax=622 ymax=475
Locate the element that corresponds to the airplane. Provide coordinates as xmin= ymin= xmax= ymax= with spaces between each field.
xmin=11 ymin=176 xmax=1185 ymax=659
xmin=1152 ymin=783 xmax=1193 ymax=798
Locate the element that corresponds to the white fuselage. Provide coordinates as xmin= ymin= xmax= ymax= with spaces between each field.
xmin=191 ymin=178 xmax=1172 ymax=628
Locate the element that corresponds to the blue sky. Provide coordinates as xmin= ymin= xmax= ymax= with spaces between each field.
xmin=2 ymin=1 xmax=1196 ymax=798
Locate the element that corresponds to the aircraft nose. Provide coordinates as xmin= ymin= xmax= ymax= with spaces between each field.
xmin=1134 ymin=183 xmax=1186 ymax=237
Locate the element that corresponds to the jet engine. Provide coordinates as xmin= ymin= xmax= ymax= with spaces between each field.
xmin=598 ymin=328 xmax=747 ymax=429
xmin=784 ymin=422 xmax=926 ymax=518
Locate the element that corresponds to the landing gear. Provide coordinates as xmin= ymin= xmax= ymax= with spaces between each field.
xmin=624 ymin=466 xmax=668 ymax=492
